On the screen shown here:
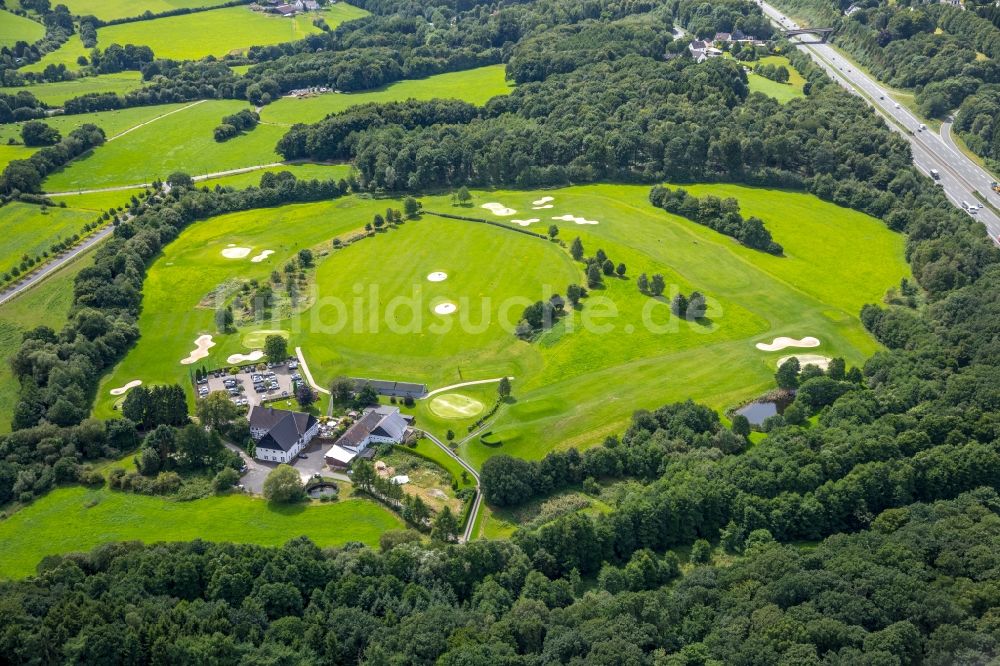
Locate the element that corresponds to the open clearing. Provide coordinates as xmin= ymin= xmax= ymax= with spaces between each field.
xmin=0 ymin=9 xmax=44 ymax=48
xmin=15 ymin=72 xmax=145 ymax=106
xmin=94 ymin=184 xmax=908 ymax=468
xmin=42 ymin=100 xmax=283 ymax=191
xmin=0 ymin=486 xmax=403 ymax=579
xmin=746 ymin=55 xmax=807 ymax=103
xmin=57 ymin=0 xmax=224 ymax=21
xmin=261 ymin=65 xmax=514 ymax=126
xmin=0 ymin=202 xmax=95 ymax=276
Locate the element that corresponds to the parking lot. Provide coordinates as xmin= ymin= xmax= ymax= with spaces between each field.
xmin=196 ymin=358 xmax=302 ymax=407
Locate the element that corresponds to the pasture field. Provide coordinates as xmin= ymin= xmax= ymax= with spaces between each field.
xmin=93 ymin=184 xmax=908 ymax=469
xmin=15 ymin=71 xmax=145 ymax=106
xmin=0 ymin=244 xmax=98 ymax=433
xmin=21 ymin=34 xmax=89 ymax=74
xmin=0 ymin=143 xmax=34 ymax=172
xmin=746 ymin=55 xmax=806 ymax=103
xmin=0 ymin=486 xmax=403 ymax=578
xmin=51 ymin=187 xmax=147 ymax=212
xmin=57 ymin=0 xmax=221 ymax=21
xmin=0 ymin=202 xmax=95 ymax=276
xmin=0 ymin=9 xmax=43 ymax=48
xmin=0 ymin=101 xmax=192 ymax=147
xmin=199 ymin=162 xmax=354 ymax=189
xmin=96 ymin=4 xmax=367 ymax=61
xmin=43 ymin=100 xmax=284 ymax=191
xmin=262 ymin=65 xmax=514 ymax=126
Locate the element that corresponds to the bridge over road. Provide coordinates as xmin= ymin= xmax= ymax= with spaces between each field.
xmin=781 ymin=27 xmax=834 ymax=43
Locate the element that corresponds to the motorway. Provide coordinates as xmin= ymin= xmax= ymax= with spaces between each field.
xmin=757 ymin=0 xmax=1000 ymax=244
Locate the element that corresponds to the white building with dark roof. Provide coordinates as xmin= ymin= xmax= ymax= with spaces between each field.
xmin=249 ymin=405 xmax=319 ymax=464
xmin=324 ymin=406 xmax=410 ymax=469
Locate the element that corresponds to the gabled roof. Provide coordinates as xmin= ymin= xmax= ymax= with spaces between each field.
xmin=336 ymin=407 xmax=409 ymax=449
xmin=324 ymin=444 xmax=357 ymax=465
xmin=250 ymin=406 xmax=317 ymax=452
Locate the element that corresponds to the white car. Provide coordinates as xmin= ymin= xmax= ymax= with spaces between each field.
xmin=894 ymin=103 xmax=900 ymax=109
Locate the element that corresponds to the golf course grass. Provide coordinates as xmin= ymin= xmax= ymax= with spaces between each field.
xmin=429 ymin=393 xmax=486 ymax=419
xmin=242 ymin=328 xmax=289 ymax=348
xmin=0 ymin=244 xmax=99 ymax=433
xmin=0 ymin=9 xmax=44 ymax=48
xmin=43 ymin=100 xmax=284 ymax=191
xmin=92 ymin=184 xmax=908 ymax=470
xmin=15 ymin=71 xmax=145 ymax=106
xmin=0 ymin=486 xmax=403 ymax=579
xmin=0 ymin=202 xmax=95 ymax=276
xmin=261 ymin=65 xmax=514 ymax=126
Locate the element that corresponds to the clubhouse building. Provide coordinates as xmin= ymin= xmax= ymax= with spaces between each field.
xmin=249 ymin=405 xmax=319 ymax=464
xmin=324 ymin=406 xmax=411 ymax=469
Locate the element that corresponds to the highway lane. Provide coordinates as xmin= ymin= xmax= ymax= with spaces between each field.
xmin=757 ymin=1 xmax=1000 ymax=244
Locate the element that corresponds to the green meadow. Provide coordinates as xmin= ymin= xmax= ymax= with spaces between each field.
xmin=0 ymin=486 xmax=403 ymax=578
xmin=745 ymin=55 xmax=806 ymax=103
xmin=0 ymin=244 xmax=98 ymax=433
xmin=0 ymin=102 xmax=192 ymax=146
xmin=262 ymin=65 xmax=514 ymax=126
xmin=0 ymin=143 xmax=34 ymax=172
xmin=21 ymin=34 xmax=90 ymax=74
xmin=0 ymin=9 xmax=43 ymax=48
xmin=0 ymin=202 xmax=95 ymax=276
xmin=43 ymin=100 xmax=284 ymax=191
xmin=15 ymin=71 xmax=145 ymax=106
xmin=198 ymin=162 xmax=355 ymax=189
xmin=93 ymin=184 xmax=909 ymax=470
xmin=58 ymin=0 xmax=222 ymax=21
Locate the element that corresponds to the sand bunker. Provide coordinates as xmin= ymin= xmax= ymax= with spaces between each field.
xmin=481 ymin=202 xmax=516 ymax=216
xmin=227 ymin=350 xmax=264 ymax=364
xmin=756 ymin=336 xmax=821 ymax=352
xmin=777 ymin=354 xmax=831 ymax=371
xmin=552 ymin=214 xmax=599 ymax=225
xmin=511 ymin=218 xmax=540 ymax=227
xmin=221 ymin=247 xmax=251 ymax=259
xmin=434 ymin=302 xmax=457 ymax=315
xmin=533 ymin=196 xmax=555 ymax=205
xmin=109 ymin=379 xmax=142 ymax=396
xmin=250 ymin=250 xmax=274 ymax=263
xmin=180 ymin=334 xmax=215 ymax=365
xmin=532 ymin=205 xmax=554 ymax=210
xmin=427 ymin=271 xmax=448 ymax=282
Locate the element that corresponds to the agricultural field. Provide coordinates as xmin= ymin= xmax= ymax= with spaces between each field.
xmin=262 ymin=65 xmax=514 ymax=126
xmin=0 ymin=101 xmax=193 ymax=146
xmin=13 ymin=71 xmax=145 ymax=106
xmin=0 ymin=486 xmax=403 ymax=578
xmin=0 ymin=202 xmax=95 ymax=276
xmin=0 ymin=9 xmax=43 ymax=48
xmin=93 ymin=183 xmax=908 ymax=470
xmin=746 ymin=55 xmax=806 ymax=103
xmin=20 ymin=34 xmax=90 ymax=74
xmin=0 ymin=143 xmax=34 ymax=172
xmin=198 ymin=162 xmax=354 ymax=189
xmin=57 ymin=0 xmax=224 ymax=21
xmin=42 ymin=100 xmax=284 ymax=191
xmin=0 ymin=244 xmax=98 ymax=433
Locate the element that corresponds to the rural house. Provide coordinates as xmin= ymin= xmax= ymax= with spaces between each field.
xmin=324 ymin=406 xmax=411 ymax=469
xmin=249 ymin=405 xmax=319 ymax=463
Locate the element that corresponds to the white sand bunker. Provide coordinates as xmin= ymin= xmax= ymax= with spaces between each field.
xmin=533 ymin=196 xmax=555 ymax=205
xmin=777 ymin=354 xmax=832 ymax=371
xmin=756 ymin=336 xmax=821 ymax=352
xmin=250 ymin=250 xmax=274 ymax=263
xmin=532 ymin=205 xmax=554 ymax=210
xmin=511 ymin=218 xmax=540 ymax=227
xmin=481 ymin=202 xmax=516 ymax=216
xmin=221 ymin=247 xmax=252 ymax=259
xmin=553 ymin=214 xmax=599 ymax=225
xmin=227 ymin=350 xmax=264 ymax=364
xmin=109 ymin=379 xmax=142 ymax=396
xmin=427 ymin=271 xmax=448 ymax=282
xmin=434 ymin=302 xmax=457 ymax=315
xmin=180 ymin=334 xmax=215 ymax=365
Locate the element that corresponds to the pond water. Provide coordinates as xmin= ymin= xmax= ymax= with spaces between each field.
xmin=735 ymin=394 xmax=794 ymax=426
xmin=308 ymin=483 xmax=338 ymax=498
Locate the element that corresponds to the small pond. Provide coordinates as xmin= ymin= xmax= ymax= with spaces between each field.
xmin=735 ymin=393 xmax=794 ymax=426
xmin=308 ymin=482 xmax=338 ymax=498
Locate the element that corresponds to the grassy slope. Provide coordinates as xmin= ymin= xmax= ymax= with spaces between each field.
xmin=0 ymin=144 xmax=34 ymax=172
xmin=0 ymin=487 xmax=403 ymax=578
xmin=0 ymin=9 xmax=43 ymax=48
xmin=14 ymin=71 xmax=145 ymax=106
xmin=0 ymin=244 xmax=97 ymax=433
xmin=21 ymin=34 xmax=90 ymax=73
xmin=58 ymin=0 xmax=221 ymax=21
xmin=262 ymin=65 xmax=514 ymax=126
xmin=199 ymin=163 xmax=354 ymax=189
xmin=43 ymin=100 xmax=284 ymax=190
xmin=746 ymin=55 xmax=806 ymax=103
xmin=0 ymin=102 xmax=192 ymax=145
xmin=0 ymin=202 xmax=95 ymax=275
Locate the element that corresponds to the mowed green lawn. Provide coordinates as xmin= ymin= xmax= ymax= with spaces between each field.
xmin=93 ymin=184 xmax=908 ymax=471
xmin=43 ymin=100 xmax=285 ymax=191
xmin=97 ymin=4 xmax=367 ymax=60
xmin=57 ymin=0 xmax=222 ymax=21
xmin=0 ymin=102 xmax=193 ymax=146
xmin=199 ymin=162 xmax=354 ymax=189
xmin=20 ymin=34 xmax=90 ymax=74
xmin=13 ymin=71 xmax=145 ymax=106
xmin=0 ymin=244 xmax=98 ymax=433
xmin=262 ymin=65 xmax=514 ymax=126
xmin=0 ymin=486 xmax=404 ymax=578
xmin=747 ymin=55 xmax=806 ymax=103
xmin=0 ymin=202 xmax=95 ymax=275
xmin=0 ymin=9 xmax=43 ymax=48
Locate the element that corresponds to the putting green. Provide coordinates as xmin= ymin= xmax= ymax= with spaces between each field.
xmin=242 ymin=329 xmax=289 ymax=349
xmin=429 ymin=393 xmax=485 ymax=419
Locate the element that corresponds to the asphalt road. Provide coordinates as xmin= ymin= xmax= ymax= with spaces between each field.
xmin=757 ymin=1 xmax=1000 ymax=244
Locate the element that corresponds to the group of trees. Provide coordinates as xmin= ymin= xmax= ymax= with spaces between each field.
xmin=650 ymin=185 xmax=783 ymax=254
xmin=213 ymin=108 xmax=259 ymax=142
xmin=0 ymin=0 xmax=73 ymax=85
xmin=121 ymin=384 xmax=189 ymax=430
xmin=0 ymin=124 xmax=105 ymax=195
xmin=753 ymin=61 xmax=790 ymax=83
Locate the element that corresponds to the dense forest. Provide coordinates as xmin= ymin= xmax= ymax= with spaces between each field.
xmin=1 ymin=0 xmax=1000 ymax=663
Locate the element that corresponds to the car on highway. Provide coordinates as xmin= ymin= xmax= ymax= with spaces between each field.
xmin=894 ymin=103 xmax=900 ymax=109
xmin=919 ymin=124 xmax=926 ymax=131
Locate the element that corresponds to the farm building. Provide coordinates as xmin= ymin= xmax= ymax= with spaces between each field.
xmin=324 ymin=406 xmax=410 ymax=469
xmin=350 ymin=378 xmax=427 ymax=399
xmin=249 ymin=405 xmax=319 ymax=463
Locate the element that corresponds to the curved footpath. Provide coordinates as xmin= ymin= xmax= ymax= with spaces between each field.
xmin=418 ymin=429 xmax=482 ymax=543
